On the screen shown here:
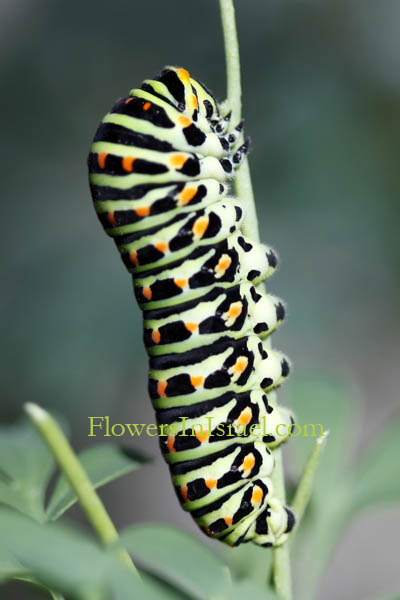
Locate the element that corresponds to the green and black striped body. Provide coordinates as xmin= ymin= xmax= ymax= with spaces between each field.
xmin=88 ymin=66 xmax=295 ymax=547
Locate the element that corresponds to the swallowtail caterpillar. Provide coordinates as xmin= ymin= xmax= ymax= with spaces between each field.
xmin=88 ymin=66 xmax=295 ymax=547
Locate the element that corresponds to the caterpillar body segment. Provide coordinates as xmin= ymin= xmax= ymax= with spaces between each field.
xmin=143 ymin=284 xmax=285 ymax=357
xmin=148 ymin=336 xmax=289 ymax=407
xmin=88 ymin=66 xmax=294 ymax=547
xmin=158 ymin=390 xmax=294 ymax=462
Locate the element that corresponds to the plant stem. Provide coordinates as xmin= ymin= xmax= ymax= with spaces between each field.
xmin=24 ymin=403 xmax=138 ymax=576
xmin=291 ymin=431 xmax=329 ymax=527
xmin=219 ymin=0 xmax=259 ymax=242
xmin=271 ymin=441 xmax=292 ymax=600
xmin=219 ymin=0 xmax=241 ymax=127
xmin=218 ymin=2 xmax=292 ymax=598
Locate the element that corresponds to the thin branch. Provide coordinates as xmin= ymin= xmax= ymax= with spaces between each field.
xmin=292 ymin=431 xmax=329 ymax=526
xmin=24 ymin=403 xmax=138 ymax=576
xmin=218 ymin=2 xmax=292 ymax=598
xmin=271 ymin=444 xmax=292 ymax=600
xmin=219 ymin=0 xmax=242 ymax=127
xmin=219 ymin=0 xmax=259 ymax=243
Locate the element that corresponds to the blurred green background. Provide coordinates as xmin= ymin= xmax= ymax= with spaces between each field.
xmin=1 ymin=0 xmax=399 ymax=598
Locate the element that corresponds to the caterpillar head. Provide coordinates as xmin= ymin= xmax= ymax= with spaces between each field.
xmin=141 ymin=66 xmax=220 ymax=127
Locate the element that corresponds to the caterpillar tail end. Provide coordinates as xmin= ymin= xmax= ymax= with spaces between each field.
xmin=232 ymin=503 xmax=296 ymax=548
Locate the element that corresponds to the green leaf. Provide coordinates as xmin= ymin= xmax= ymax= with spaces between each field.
xmin=0 ymin=480 xmax=38 ymax=519
xmin=0 ymin=546 xmax=26 ymax=581
xmin=0 ymin=508 xmax=107 ymax=599
xmin=46 ymin=444 xmax=151 ymax=521
xmin=141 ymin=572 xmax=193 ymax=600
xmin=349 ymin=415 xmax=400 ymax=513
xmin=0 ymin=507 xmax=150 ymax=600
xmin=0 ymin=418 xmax=57 ymax=521
xmin=10 ymin=576 xmax=63 ymax=599
xmin=118 ymin=523 xmax=230 ymax=600
xmin=119 ymin=524 xmax=277 ymax=600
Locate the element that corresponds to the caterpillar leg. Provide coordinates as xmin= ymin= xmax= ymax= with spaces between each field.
xmin=220 ymin=138 xmax=250 ymax=175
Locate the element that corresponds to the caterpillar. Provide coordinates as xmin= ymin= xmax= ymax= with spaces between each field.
xmin=88 ymin=66 xmax=295 ymax=547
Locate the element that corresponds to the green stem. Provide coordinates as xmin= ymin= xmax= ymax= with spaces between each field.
xmin=271 ymin=444 xmax=292 ymax=600
xmin=218 ymin=2 xmax=292 ymax=598
xmin=288 ymin=433 xmax=330 ymax=600
xmin=219 ymin=0 xmax=241 ymax=127
xmin=24 ymin=403 xmax=138 ymax=576
xmin=291 ymin=431 xmax=329 ymax=527
xmin=219 ymin=0 xmax=259 ymax=242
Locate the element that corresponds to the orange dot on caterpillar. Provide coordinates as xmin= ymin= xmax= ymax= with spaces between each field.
xmin=228 ymin=302 xmax=242 ymax=318
xmin=174 ymin=278 xmax=188 ymax=289
xmin=152 ymin=329 xmax=161 ymax=344
xmin=170 ymin=154 xmax=187 ymax=169
xmin=129 ymin=250 xmax=139 ymax=265
xmin=232 ymin=356 xmax=248 ymax=374
xmin=251 ymin=487 xmax=263 ymax=504
xmin=142 ymin=286 xmax=152 ymax=300
xmin=195 ymin=428 xmax=209 ymax=443
xmin=97 ymin=152 xmax=107 ymax=168
xmin=242 ymin=454 xmax=256 ymax=471
xmin=237 ymin=407 xmax=252 ymax=425
xmin=122 ymin=156 xmax=135 ymax=172
xmin=157 ymin=380 xmax=167 ymax=397
xmin=178 ymin=68 xmax=190 ymax=82
xmin=181 ymin=485 xmax=189 ymax=502
xmin=205 ymin=479 xmax=217 ymax=490
xmin=135 ymin=206 xmax=150 ymax=217
xmin=155 ymin=241 xmax=168 ymax=253
xmin=215 ymin=254 xmax=232 ymax=273
xmin=179 ymin=187 xmax=197 ymax=206
xmin=178 ymin=115 xmax=192 ymax=128
xmin=107 ymin=211 xmax=116 ymax=226
xmin=190 ymin=375 xmax=204 ymax=388
xmin=193 ymin=216 xmax=209 ymax=237
xmin=166 ymin=435 xmax=175 ymax=452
